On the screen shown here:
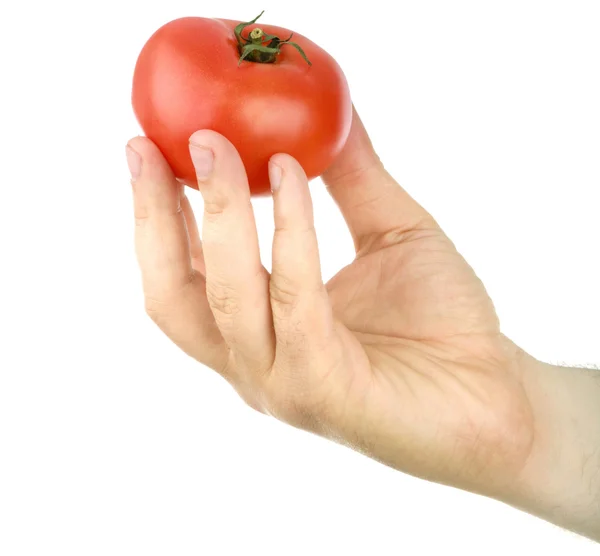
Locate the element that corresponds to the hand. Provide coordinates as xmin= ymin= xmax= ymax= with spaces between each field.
xmin=126 ymin=107 xmax=534 ymax=499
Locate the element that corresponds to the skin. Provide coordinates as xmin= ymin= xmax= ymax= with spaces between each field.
xmin=126 ymin=107 xmax=600 ymax=542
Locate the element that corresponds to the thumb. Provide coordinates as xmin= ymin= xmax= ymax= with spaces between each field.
xmin=323 ymin=106 xmax=436 ymax=250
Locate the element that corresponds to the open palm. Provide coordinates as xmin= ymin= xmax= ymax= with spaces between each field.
xmin=324 ymin=211 xmax=533 ymax=496
xmin=128 ymin=107 xmax=534 ymax=500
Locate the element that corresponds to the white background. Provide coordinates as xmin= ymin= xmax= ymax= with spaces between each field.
xmin=1 ymin=0 xmax=599 ymax=554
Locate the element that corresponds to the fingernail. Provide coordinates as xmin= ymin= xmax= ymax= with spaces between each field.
xmin=269 ymin=162 xmax=282 ymax=192
xmin=126 ymin=145 xmax=141 ymax=181
xmin=189 ymin=143 xmax=214 ymax=181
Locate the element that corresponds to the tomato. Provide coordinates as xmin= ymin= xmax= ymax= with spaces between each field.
xmin=131 ymin=12 xmax=352 ymax=195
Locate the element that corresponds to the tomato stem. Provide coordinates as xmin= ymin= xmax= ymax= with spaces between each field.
xmin=234 ymin=11 xmax=312 ymax=67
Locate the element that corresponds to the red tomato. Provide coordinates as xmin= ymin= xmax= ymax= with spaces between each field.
xmin=131 ymin=14 xmax=352 ymax=195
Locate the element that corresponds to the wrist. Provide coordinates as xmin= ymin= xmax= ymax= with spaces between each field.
xmin=501 ymin=354 xmax=600 ymax=540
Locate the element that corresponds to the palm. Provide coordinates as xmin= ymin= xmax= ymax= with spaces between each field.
xmin=322 ymin=207 xmax=533 ymax=495
xmin=328 ymin=228 xmax=497 ymax=341
xmin=130 ymin=107 xmax=534 ymax=500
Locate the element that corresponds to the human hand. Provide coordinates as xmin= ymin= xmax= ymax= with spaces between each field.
xmin=126 ymin=107 xmax=534 ymax=500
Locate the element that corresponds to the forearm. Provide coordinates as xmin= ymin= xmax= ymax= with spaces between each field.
xmin=504 ymin=356 xmax=600 ymax=541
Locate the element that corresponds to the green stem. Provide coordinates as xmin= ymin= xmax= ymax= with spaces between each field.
xmin=234 ymin=11 xmax=312 ymax=67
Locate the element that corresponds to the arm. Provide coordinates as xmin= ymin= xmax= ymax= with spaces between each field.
xmin=505 ymin=355 xmax=600 ymax=541
xmin=127 ymin=107 xmax=599 ymax=543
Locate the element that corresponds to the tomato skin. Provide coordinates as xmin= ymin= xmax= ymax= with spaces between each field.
xmin=132 ymin=16 xmax=352 ymax=195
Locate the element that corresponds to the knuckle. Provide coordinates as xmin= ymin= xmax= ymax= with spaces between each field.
xmin=134 ymin=213 xmax=149 ymax=229
xmin=206 ymin=282 xmax=240 ymax=319
xmin=356 ymin=221 xmax=442 ymax=257
xmin=142 ymin=273 xmax=197 ymax=327
xmin=144 ymin=296 xmax=167 ymax=326
xmin=135 ymin=205 xmax=184 ymax=229
xmin=203 ymin=195 xmax=229 ymax=217
xmin=324 ymin=160 xmax=385 ymax=190
xmin=269 ymin=274 xmax=299 ymax=309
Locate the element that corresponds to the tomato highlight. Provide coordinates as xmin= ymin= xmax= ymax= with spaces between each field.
xmin=132 ymin=11 xmax=352 ymax=195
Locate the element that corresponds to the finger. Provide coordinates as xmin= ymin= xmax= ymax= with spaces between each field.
xmin=322 ymin=106 xmax=437 ymax=250
xmin=269 ymin=154 xmax=335 ymax=355
xmin=127 ymin=137 xmax=227 ymax=371
xmin=189 ymin=131 xmax=274 ymax=370
xmin=180 ymin=190 xmax=205 ymax=275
